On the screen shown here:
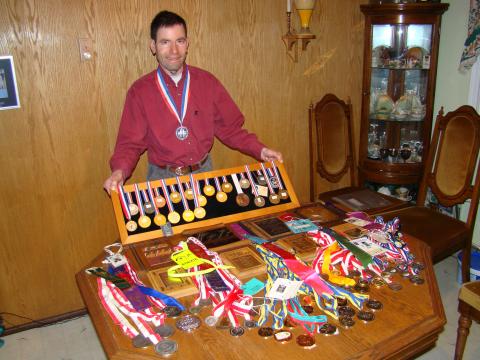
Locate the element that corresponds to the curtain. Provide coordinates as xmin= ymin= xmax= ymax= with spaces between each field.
xmin=459 ymin=0 xmax=480 ymax=72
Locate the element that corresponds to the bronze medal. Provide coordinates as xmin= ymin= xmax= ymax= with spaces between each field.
xmin=138 ymin=215 xmax=151 ymax=228
xmin=279 ymin=189 xmax=289 ymax=200
xmin=357 ymin=310 xmax=375 ymax=322
xmin=339 ymin=315 xmax=355 ymax=328
xmin=143 ymin=201 xmax=155 ymax=215
xmin=240 ymin=178 xmax=250 ymax=189
xmin=338 ymin=306 xmax=356 ymax=317
xmin=216 ymin=191 xmax=228 ymax=203
xmin=268 ymin=193 xmax=280 ymax=204
xmin=185 ymin=188 xmax=194 ymax=201
xmin=319 ymin=323 xmax=337 ymax=336
xmin=182 ymin=209 xmax=195 ymax=222
xmin=154 ymin=195 xmax=166 ymax=208
xmin=128 ymin=203 xmax=139 ymax=216
xmin=193 ymin=207 xmax=206 ymax=219
xmin=154 ymin=214 xmax=167 ymax=227
xmin=366 ymin=299 xmax=383 ymax=311
xmin=274 ymin=330 xmax=293 ymax=343
xmin=257 ymin=327 xmax=274 ymax=338
xmin=221 ymin=182 xmax=233 ymax=193
xmin=236 ymin=193 xmax=250 ymax=207
xmin=168 ymin=211 xmax=181 ymax=224
xmin=230 ymin=326 xmax=245 ymax=337
xmin=296 ymin=334 xmax=315 ymax=347
xmin=254 ymin=196 xmax=265 ymax=207
xmin=170 ymin=191 xmax=181 ymax=204
xmin=198 ymin=195 xmax=207 ymax=207
xmin=126 ymin=220 xmax=138 ymax=232
xmin=203 ymin=184 xmax=215 ymax=196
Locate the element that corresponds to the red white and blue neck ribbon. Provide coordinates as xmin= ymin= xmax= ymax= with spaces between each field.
xmin=161 ymin=179 xmax=175 ymax=214
xmin=118 ymin=184 xmax=132 ymax=220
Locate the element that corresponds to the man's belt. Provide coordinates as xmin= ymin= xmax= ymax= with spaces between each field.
xmin=161 ymin=156 xmax=209 ymax=176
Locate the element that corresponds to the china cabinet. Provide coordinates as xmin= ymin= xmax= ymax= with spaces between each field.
xmin=358 ymin=3 xmax=449 ymax=198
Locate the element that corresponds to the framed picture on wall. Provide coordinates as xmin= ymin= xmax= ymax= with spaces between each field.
xmin=0 ymin=56 xmax=20 ymax=110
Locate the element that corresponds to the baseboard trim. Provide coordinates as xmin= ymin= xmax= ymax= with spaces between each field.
xmin=3 ymin=308 xmax=87 ymax=336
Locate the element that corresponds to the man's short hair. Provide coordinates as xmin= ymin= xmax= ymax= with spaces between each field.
xmin=150 ymin=10 xmax=187 ymax=40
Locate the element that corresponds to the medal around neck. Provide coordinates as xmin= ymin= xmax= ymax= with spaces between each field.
xmin=176 ymin=126 xmax=189 ymax=141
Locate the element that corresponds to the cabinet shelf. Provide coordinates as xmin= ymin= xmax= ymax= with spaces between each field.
xmin=369 ymin=116 xmax=424 ymax=123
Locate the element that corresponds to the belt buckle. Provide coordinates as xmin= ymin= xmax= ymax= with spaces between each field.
xmin=174 ymin=166 xmax=191 ymax=176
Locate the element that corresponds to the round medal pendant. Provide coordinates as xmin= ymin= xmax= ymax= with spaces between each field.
xmin=269 ymin=176 xmax=279 ymax=188
xmin=154 ymin=195 xmax=166 ymax=208
xmin=154 ymin=214 xmax=167 ymax=226
xmin=132 ymin=334 xmax=151 ymax=348
xmin=203 ymin=184 xmax=215 ymax=196
xmin=216 ymin=191 xmax=228 ymax=203
xmin=269 ymin=194 xmax=280 ymax=204
xmin=236 ymin=193 xmax=250 ymax=207
xmin=125 ymin=220 xmax=138 ymax=232
xmin=221 ymin=182 xmax=233 ymax=193
xmin=128 ymin=203 xmax=139 ymax=216
xmin=193 ymin=207 xmax=206 ymax=219
xmin=168 ymin=211 xmax=181 ymax=224
xmin=143 ymin=202 xmax=155 ymax=215
xmin=257 ymin=175 xmax=267 ymax=186
xmin=198 ymin=195 xmax=207 ymax=206
xmin=254 ymin=196 xmax=265 ymax=207
xmin=155 ymin=339 xmax=178 ymax=357
xmin=279 ymin=189 xmax=289 ymax=200
xmin=170 ymin=192 xmax=181 ymax=204
xmin=175 ymin=315 xmax=201 ymax=332
xmin=138 ymin=215 xmax=151 ymax=228
xmin=182 ymin=209 xmax=195 ymax=222
xmin=240 ymin=178 xmax=251 ymax=189
xmin=274 ymin=330 xmax=293 ymax=343
xmin=175 ymin=126 xmax=189 ymax=141
xmin=185 ymin=189 xmax=194 ymax=200
xmin=296 ymin=334 xmax=315 ymax=347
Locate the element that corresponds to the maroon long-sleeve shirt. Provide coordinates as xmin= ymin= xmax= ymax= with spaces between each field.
xmin=109 ymin=65 xmax=265 ymax=179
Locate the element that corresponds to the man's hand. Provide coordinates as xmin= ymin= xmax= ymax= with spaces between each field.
xmin=103 ymin=169 xmax=125 ymax=195
xmin=260 ymin=147 xmax=283 ymax=163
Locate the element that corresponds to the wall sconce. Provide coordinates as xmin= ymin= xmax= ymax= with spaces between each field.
xmin=282 ymin=0 xmax=316 ymax=62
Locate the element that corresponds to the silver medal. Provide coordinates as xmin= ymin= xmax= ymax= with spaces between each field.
xmin=176 ymin=126 xmax=189 ymax=140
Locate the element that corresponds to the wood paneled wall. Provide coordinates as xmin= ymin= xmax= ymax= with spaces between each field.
xmin=0 ymin=0 xmax=366 ymax=327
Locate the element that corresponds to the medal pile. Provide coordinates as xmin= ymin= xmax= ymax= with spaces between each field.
xmin=88 ymin=243 xmax=185 ymax=356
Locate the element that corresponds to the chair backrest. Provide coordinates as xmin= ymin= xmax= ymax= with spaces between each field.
xmin=309 ymin=94 xmax=356 ymax=202
xmin=417 ymin=105 xmax=480 ymax=229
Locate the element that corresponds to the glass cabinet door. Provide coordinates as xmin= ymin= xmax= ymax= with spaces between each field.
xmin=367 ymin=24 xmax=432 ymax=164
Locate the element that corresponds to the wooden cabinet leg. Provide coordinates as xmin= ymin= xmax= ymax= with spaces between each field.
xmin=454 ymin=312 xmax=472 ymax=360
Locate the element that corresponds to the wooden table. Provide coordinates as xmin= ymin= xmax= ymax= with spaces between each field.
xmin=76 ymin=233 xmax=445 ymax=360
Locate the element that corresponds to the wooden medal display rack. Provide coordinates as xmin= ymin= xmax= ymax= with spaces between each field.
xmin=111 ymin=161 xmax=299 ymax=245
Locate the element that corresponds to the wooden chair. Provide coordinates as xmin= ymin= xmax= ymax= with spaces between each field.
xmin=380 ymin=105 xmax=480 ymax=283
xmin=309 ymin=93 xmax=406 ymax=214
xmin=454 ymin=281 xmax=480 ymax=359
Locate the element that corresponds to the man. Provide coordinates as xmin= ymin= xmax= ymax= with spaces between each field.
xmin=104 ymin=10 xmax=282 ymax=194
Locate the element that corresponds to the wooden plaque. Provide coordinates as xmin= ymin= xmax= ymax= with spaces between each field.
xmin=110 ymin=161 xmax=299 ymax=245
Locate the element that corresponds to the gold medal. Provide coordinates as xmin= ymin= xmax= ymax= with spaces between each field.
xmin=154 ymin=195 xmax=166 ymax=208
xmin=279 ymin=189 xmax=289 ymax=200
xmin=254 ymin=196 xmax=266 ymax=207
xmin=182 ymin=209 xmax=195 ymax=222
xmin=193 ymin=207 xmax=206 ymax=219
xmin=128 ymin=203 xmax=139 ymax=216
xmin=198 ymin=195 xmax=207 ymax=207
xmin=170 ymin=191 xmax=181 ymax=204
xmin=126 ymin=220 xmax=137 ymax=232
xmin=269 ymin=194 xmax=280 ymax=204
xmin=138 ymin=215 xmax=152 ymax=228
xmin=185 ymin=188 xmax=194 ymax=201
xmin=216 ymin=191 xmax=228 ymax=203
xmin=203 ymin=184 xmax=215 ymax=196
xmin=236 ymin=193 xmax=250 ymax=207
xmin=154 ymin=214 xmax=167 ymax=226
xmin=143 ymin=202 xmax=155 ymax=215
xmin=240 ymin=178 xmax=250 ymax=189
xmin=168 ymin=211 xmax=181 ymax=224
xmin=221 ymin=182 xmax=233 ymax=193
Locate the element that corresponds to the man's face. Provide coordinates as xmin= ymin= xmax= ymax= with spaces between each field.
xmin=150 ymin=24 xmax=189 ymax=74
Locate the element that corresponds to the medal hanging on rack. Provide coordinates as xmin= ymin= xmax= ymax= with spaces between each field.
xmin=231 ymin=173 xmax=250 ymax=207
xmin=161 ymin=179 xmax=181 ymax=224
xmin=239 ymin=172 xmax=251 ymax=189
xmin=134 ymin=184 xmax=152 ymax=229
xmin=221 ymin=176 xmax=233 ymax=193
xmin=270 ymin=161 xmax=289 ymax=200
xmin=147 ymin=182 xmax=167 ymax=227
xmin=176 ymin=177 xmax=195 ymax=222
xmin=125 ymin=191 xmax=139 ymax=216
xmin=141 ymin=188 xmax=155 ymax=215
xmin=169 ymin=184 xmax=181 ymax=204
xmin=190 ymin=174 xmax=206 ymax=219
xmin=155 ymin=66 xmax=191 ymax=141
xmin=261 ymin=163 xmax=280 ymax=204
xmin=196 ymin=180 xmax=208 ymax=206
xmin=118 ymin=185 xmax=138 ymax=232
xmin=245 ymin=165 xmax=265 ymax=207
xmin=153 ymin=184 xmax=166 ymax=208
xmin=214 ymin=177 xmax=228 ymax=203
xmin=256 ymin=169 xmax=267 ymax=186
xmin=184 ymin=180 xmax=194 ymax=200
xmin=203 ymin=177 xmax=215 ymax=197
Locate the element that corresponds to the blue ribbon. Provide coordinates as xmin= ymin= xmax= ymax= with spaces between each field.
xmin=138 ymin=285 xmax=185 ymax=311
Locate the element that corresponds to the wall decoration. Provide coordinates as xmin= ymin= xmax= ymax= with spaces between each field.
xmin=0 ymin=56 xmax=20 ymax=110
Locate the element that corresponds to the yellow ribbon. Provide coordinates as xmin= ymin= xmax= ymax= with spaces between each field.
xmin=321 ymin=242 xmax=356 ymax=287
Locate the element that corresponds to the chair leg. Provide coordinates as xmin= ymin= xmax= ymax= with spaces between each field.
xmin=454 ymin=310 xmax=472 ymax=360
xmin=461 ymin=248 xmax=471 ymax=283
